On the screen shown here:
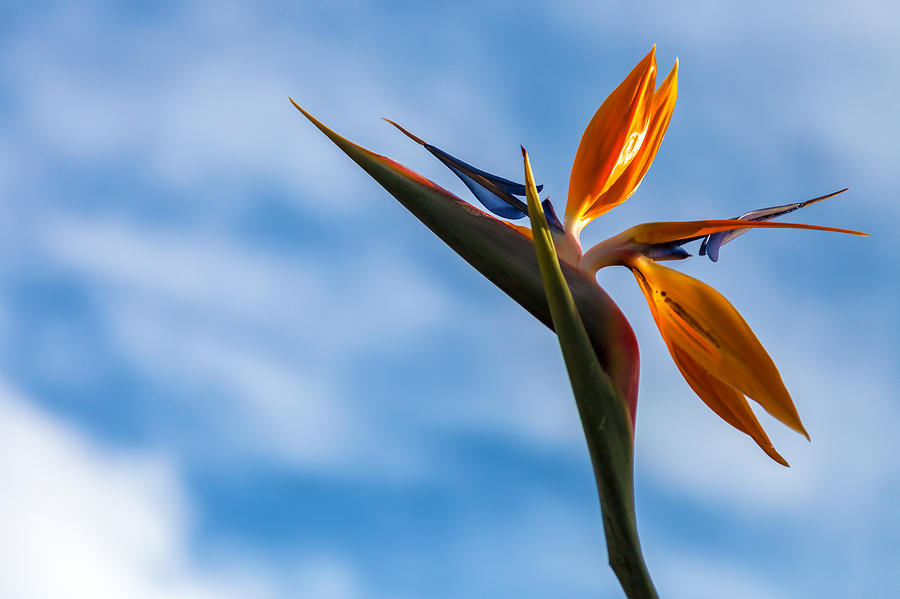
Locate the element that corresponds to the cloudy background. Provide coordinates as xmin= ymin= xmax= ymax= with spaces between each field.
xmin=1 ymin=1 xmax=897 ymax=597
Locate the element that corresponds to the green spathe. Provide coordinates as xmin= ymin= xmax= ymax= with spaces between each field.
xmin=290 ymin=100 xmax=639 ymax=407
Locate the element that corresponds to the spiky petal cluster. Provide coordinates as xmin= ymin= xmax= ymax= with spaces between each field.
xmin=294 ymin=47 xmax=866 ymax=465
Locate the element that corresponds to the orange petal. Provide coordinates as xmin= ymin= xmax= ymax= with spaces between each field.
xmin=629 ymin=256 xmax=809 ymax=439
xmin=635 ymin=269 xmax=788 ymax=465
xmin=670 ymin=343 xmax=789 ymax=466
xmin=566 ymin=47 xmax=657 ymax=230
xmin=508 ymin=222 xmax=534 ymax=239
xmin=582 ymin=60 xmax=679 ymax=224
xmin=629 ymin=219 xmax=868 ymax=245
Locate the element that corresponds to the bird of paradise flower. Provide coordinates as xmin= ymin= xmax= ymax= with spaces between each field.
xmin=295 ymin=46 xmax=864 ymax=467
xmin=292 ymin=45 xmax=866 ymax=597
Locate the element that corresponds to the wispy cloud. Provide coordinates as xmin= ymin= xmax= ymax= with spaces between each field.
xmin=1 ymin=0 xmax=897 ymax=597
xmin=0 ymin=379 xmax=288 ymax=599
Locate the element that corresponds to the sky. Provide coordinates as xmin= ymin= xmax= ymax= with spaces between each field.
xmin=1 ymin=1 xmax=898 ymax=598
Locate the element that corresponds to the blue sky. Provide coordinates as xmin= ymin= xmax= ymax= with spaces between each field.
xmin=1 ymin=1 xmax=898 ymax=597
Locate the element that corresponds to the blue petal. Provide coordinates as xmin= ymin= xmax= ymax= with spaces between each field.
xmin=541 ymin=199 xmax=564 ymax=233
xmin=700 ymin=188 xmax=848 ymax=262
xmin=440 ymin=158 xmax=528 ymax=219
xmin=427 ymin=145 xmax=543 ymax=197
xmin=699 ymin=232 xmax=730 ymax=262
xmin=642 ymin=243 xmax=691 ymax=261
xmin=382 ymin=119 xmax=543 ymax=220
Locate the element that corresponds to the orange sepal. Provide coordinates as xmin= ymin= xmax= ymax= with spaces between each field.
xmin=634 ymin=261 xmax=789 ymax=464
xmin=582 ymin=60 xmax=679 ymax=224
xmin=629 ymin=256 xmax=809 ymax=439
xmin=566 ymin=47 xmax=657 ymax=228
xmin=629 ymin=219 xmax=868 ymax=246
xmin=670 ymin=343 xmax=789 ymax=466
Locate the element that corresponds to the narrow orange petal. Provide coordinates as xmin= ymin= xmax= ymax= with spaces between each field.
xmin=636 ymin=267 xmax=770 ymax=449
xmin=508 ymin=223 xmax=534 ymax=239
xmin=566 ymin=47 xmax=657 ymax=229
xmin=669 ymin=343 xmax=789 ymax=466
xmin=629 ymin=219 xmax=868 ymax=245
xmin=582 ymin=60 xmax=679 ymax=223
xmin=630 ymin=256 xmax=809 ymax=439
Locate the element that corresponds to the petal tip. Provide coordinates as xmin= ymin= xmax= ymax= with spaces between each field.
xmin=288 ymin=97 xmax=307 ymax=115
xmin=383 ymin=118 xmax=426 ymax=146
xmin=764 ymin=442 xmax=790 ymax=467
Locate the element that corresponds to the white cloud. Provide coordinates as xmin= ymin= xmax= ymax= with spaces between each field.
xmin=288 ymin=556 xmax=362 ymax=599
xmin=32 ymin=216 xmax=445 ymax=475
xmin=3 ymin=2 xmax=897 ymax=596
xmin=0 ymin=379 xmax=282 ymax=599
xmin=37 ymin=215 xmax=446 ymax=357
xmin=655 ymin=551 xmax=788 ymax=599
xmin=2 ymin=0 xmax=525 ymax=222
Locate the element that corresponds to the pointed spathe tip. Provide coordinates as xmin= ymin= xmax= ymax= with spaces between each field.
xmin=383 ymin=118 xmax=427 ymax=146
xmin=288 ymin=97 xmax=307 ymax=116
xmin=289 ymin=98 xmax=324 ymax=128
xmin=289 ymin=98 xmax=329 ymax=133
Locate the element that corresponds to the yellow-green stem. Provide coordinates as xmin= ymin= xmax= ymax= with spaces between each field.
xmin=523 ymin=148 xmax=657 ymax=599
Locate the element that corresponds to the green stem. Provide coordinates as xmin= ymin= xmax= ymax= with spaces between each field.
xmin=522 ymin=149 xmax=657 ymax=599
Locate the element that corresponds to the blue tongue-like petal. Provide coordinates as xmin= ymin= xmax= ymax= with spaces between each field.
xmin=383 ymin=118 xmax=545 ymax=221
xmin=433 ymin=149 xmax=565 ymax=230
xmin=440 ymin=158 xmax=528 ymax=219
xmin=541 ymin=199 xmax=564 ymax=232
xmin=699 ymin=188 xmax=848 ymax=262
xmin=699 ymin=232 xmax=728 ymax=262
xmin=427 ymin=144 xmax=541 ymax=198
xmin=642 ymin=243 xmax=692 ymax=261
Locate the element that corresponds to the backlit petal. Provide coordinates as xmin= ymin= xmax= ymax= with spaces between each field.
xmin=566 ymin=47 xmax=657 ymax=230
xmin=582 ymin=60 xmax=678 ymax=223
xmin=579 ymin=218 xmax=866 ymax=273
xmin=629 ymin=219 xmax=867 ymax=246
xmin=629 ymin=256 xmax=809 ymax=439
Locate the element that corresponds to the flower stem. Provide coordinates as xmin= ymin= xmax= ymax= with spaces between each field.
xmin=523 ymin=148 xmax=657 ymax=599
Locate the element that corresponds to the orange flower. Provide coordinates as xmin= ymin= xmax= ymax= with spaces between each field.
xmin=379 ymin=48 xmax=866 ymax=465
xmin=557 ymin=50 xmax=865 ymax=465
xmin=565 ymin=46 xmax=678 ymax=244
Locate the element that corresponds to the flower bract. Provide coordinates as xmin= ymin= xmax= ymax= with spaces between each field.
xmin=293 ymin=47 xmax=866 ymax=465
